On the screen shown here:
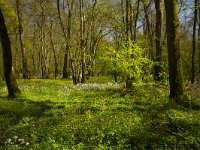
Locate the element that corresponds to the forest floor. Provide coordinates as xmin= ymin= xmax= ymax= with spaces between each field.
xmin=0 ymin=77 xmax=200 ymax=149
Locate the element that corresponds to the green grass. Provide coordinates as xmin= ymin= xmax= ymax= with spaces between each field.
xmin=0 ymin=77 xmax=200 ymax=149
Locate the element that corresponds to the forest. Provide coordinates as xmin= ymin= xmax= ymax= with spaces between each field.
xmin=0 ymin=0 xmax=200 ymax=149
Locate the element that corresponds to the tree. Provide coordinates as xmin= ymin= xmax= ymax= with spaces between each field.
xmin=16 ymin=0 xmax=29 ymax=79
xmin=39 ymin=1 xmax=48 ymax=79
xmin=164 ymin=0 xmax=186 ymax=101
xmin=154 ymin=0 xmax=163 ymax=81
xmin=79 ymin=0 xmax=86 ymax=83
xmin=0 ymin=7 xmax=21 ymax=97
xmin=191 ymin=0 xmax=198 ymax=83
xmin=198 ymin=0 xmax=200 ymax=80
xmin=141 ymin=0 xmax=154 ymax=60
xmin=133 ymin=0 xmax=140 ymax=41
xmin=49 ymin=19 xmax=59 ymax=79
xmin=57 ymin=0 xmax=71 ymax=79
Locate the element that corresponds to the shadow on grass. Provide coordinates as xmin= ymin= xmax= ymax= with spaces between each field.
xmin=0 ymin=96 xmax=54 ymax=118
xmin=0 ymin=86 xmax=200 ymax=149
xmin=124 ymin=100 xmax=200 ymax=149
xmin=0 ymin=96 xmax=58 ymax=146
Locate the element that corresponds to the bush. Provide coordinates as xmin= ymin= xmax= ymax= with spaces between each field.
xmin=102 ymin=40 xmax=153 ymax=83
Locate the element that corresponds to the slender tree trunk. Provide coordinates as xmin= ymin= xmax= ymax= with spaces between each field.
xmin=63 ymin=53 xmax=69 ymax=78
xmin=40 ymin=22 xmax=46 ymax=79
xmin=121 ymin=0 xmax=125 ymax=26
xmin=14 ymin=31 xmax=18 ymax=72
xmin=198 ymin=0 xmax=200 ymax=80
xmin=142 ymin=0 xmax=154 ymax=60
xmin=154 ymin=0 xmax=163 ymax=81
xmin=38 ymin=3 xmax=48 ymax=79
xmin=49 ymin=23 xmax=58 ymax=79
xmin=114 ymin=34 xmax=120 ymax=82
xmin=80 ymin=0 xmax=86 ymax=83
xmin=57 ymin=0 xmax=70 ymax=79
xmin=32 ymin=23 xmax=36 ymax=76
xmin=66 ymin=0 xmax=77 ymax=83
xmin=86 ymin=0 xmax=98 ymax=79
xmin=125 ymin=0 xmax=132 ymax=89
xmin=164 ymin=0 xmax=186 ymax=101
xmin=191 ymin=0 xmax=198 ymax=83
xmin=133 ymin=0 xmax=140 ymax=41
xmin=129 ymin=3 xmax=134 ymax=40
xmin=0 ymin=8 xmax=21 ymax=97
xmin=16 ymin=0 xmax=28 ymax=79
xmin=125 ymin=0 xmax=130 ymax=40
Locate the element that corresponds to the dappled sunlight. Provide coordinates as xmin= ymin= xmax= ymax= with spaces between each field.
xmin=0 ymin=0 xmax=200 ymax=148
xmin=0 ymin=79 xmax=200 ymax=149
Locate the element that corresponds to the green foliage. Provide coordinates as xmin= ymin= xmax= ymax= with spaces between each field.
xmin=102 ymin=40 xmax=153 ymax=82
xmin=0 ymin=79 xmax=200 ymax=149
xmin=0 ymin=0 xmax=18 ymax=30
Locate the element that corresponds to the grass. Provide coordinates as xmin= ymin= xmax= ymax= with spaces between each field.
xmin=0 ymin=77 xmax=200 ymax=149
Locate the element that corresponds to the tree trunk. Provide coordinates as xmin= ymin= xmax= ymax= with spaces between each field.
xmin=0 ymin=8 xmax=21 ymax=97
xmin=198 ymin=0 xmax=200 ymax=80
xmin=49 ymin=22 xmax=58 ymax=79
xmin=191 ymin=0 xmax=198 ymax=83
xmin=16 ymin=0 xmax=29 ymax=79
xmin=142 ymin=0 xmax=154 ymax=60
xmin=80 ymin=0 xmax=86 ymax=83
xmin=40 ymin=22 xmax=47 ymax=79
xmin=14 ymin=31 xmax=18 ymax=72
xmin=125 ymin=0 xmax=132 ymax=89
xmin=32 ymin=22 xmax=37 ymax=76
xmin=154 ymin=0 xmax=163 ymax=81
xmin=125 ymin=0 xmax=130 ymax=40
xmin=133 ymin=0 xmax=140 ymax=41
xmin=39 ymin=3 xmax=48 ymax=79
xmin=57 ymin=0 xmax=70 ymax=79
xmin=164 ymin=0 xmax=186 ymax=101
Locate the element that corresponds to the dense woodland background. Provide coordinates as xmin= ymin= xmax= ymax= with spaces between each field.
xmin=0 ymin=0 xmax=200 ymax=149
xmin=0 ymin=0 xmax=197 ymax=82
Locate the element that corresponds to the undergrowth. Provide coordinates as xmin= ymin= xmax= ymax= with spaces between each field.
xmin=0 ymin=77 xmax=200 ymax=149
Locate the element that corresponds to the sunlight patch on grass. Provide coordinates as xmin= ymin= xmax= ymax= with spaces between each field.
xmin=0 ymin=79 xmax=200 ymax=149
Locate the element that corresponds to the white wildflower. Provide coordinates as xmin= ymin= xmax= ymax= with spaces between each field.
xmin=26 ymin=142 xmax=30 ymax=146
xmin=7 ymin=138 xmax=12 ymax=143
xmin=13 ymin=136 xmax=18 ymax=139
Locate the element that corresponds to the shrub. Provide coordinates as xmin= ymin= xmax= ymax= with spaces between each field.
xmin=102 ymin=40 xmax=153 ymax=83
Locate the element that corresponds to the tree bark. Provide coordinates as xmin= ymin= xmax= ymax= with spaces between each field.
xmin=198 ymin=0 xmax=200 ymax=80
xmin=16 ymin=0 xmax=29 ymax=79
xmin=191 ymin=0 xmax=198 ymax=83
xmin=133 ymin=0 xmax=140 ymax=41
xmin=142 ymin=0 xmax=154 ymax=60
xmin=80 ymin=0 xmax=86 ymax=83
xmin=57 ymin=0 xmax=70 ymax=79
xmin=125 ymin=0 xmax=130 ymax=40
xmin=0 ymin=8 xmax=21 ymax=97
xmin=39 ymin=3 xmax=48 ymax=79
xmin=154 ymin=0 xmax=163 ymax=81
xmin=164 ymin=0 xmax=186 ymax=101
xmin=125 ymin=0 xmax=132 ymax=89
xmin=49 ymin=22 xmax=58 ymax=79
